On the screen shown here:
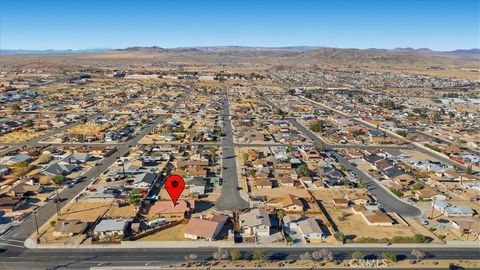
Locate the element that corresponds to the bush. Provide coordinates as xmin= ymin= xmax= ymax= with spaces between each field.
xmin=334 ymin=231 xmax=345 ymax=243
xmin=381 ymin=251 xmax=397 ymax=262
xmin=252 ymin=249 xmax=267 ymax=261
xmin=389 ymin=188 xmax=404 ymax=197
xmin=352 ymin=251 xmax=364 ymax=260
xmin=309 ymin=120 xmax=324 ymax=132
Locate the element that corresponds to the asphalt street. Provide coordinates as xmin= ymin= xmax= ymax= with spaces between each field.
xmin=215 ymin=97 xmax=249 ymax=211
xmin=0 ymin=245 xmax=478 ymax=269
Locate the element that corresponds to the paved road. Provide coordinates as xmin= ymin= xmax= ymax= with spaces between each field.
xmin=289 ymin=118 xmax=421 ymax=217
xmin=215 ymin=97 xmax=249 ymax=211
xmin=0 ymin=245 xmax=478 ymax=269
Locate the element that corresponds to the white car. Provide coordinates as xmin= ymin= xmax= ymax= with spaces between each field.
xmin=420 ymin=219 xmax=429 ymax=225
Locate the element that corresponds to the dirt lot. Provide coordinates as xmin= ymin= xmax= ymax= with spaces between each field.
xmin=62 ymin=200 xmax=112 ymax=222
xmin=106 ymin=204 xmax=136 ymax=219
xmin=311 ymin=189 xmax=419 ymax=241
xmin=68 ymin=123 xmax=108 ymax=135
xmin=138 ymin=223 xmax=187 ymax=241
xmin=404 ymin=150 xmax=442 ymax=162
xmin=0 ymin=131 xmax=43 ymax=143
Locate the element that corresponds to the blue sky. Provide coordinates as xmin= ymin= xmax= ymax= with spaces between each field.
xmin=1 ymin=0 xmax=479 ymax=50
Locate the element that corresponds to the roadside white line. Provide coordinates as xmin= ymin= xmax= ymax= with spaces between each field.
xmin=0 ymin=242 xmax=24 ymax=248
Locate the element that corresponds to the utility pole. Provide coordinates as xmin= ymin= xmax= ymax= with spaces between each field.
xmin=122 ymin=159 xmax=126 ymax=177
xmin=33 ymin=209 xmax=39 ymax=236
xmin=430 ymin=197 xmax=436 ymax=219
xmin=55 ymin=188 xmax=61 ymax=216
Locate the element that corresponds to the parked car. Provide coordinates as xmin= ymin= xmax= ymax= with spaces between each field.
xmin=420 ymin=219 xmax=429 ymax=225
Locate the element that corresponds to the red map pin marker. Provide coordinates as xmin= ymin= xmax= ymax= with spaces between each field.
xmin=165 ymin=175 xmax=185 ymax=206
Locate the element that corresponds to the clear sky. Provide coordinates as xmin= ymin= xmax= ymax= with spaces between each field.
xmin=1 ymin=0 xmax=479 ymax=51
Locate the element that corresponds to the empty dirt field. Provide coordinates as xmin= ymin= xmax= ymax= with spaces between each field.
xmin=61 ymin=200 xmax=112 ymax=222
xmin=138 ymin=223 xmax=187 ymax=241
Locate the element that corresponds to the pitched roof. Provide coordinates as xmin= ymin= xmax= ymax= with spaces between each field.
xmin=94 ymin=219 xmax=129 ymax=233
xmin=184 ymin=214 xmax=227 ymax=239
xmin=149 ymin=200 xmax=194 ymax=215
xmin=298 ymin=217 xmax=322 ymax=235
xmin=239 ymin=208 xmax=271 ymax=228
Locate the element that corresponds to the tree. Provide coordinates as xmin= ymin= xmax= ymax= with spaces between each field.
xmin=311 ymin=249 xmax=333 ymax=262
xmin=309 ymin=120 xmax=324 ymax=132
xmin=299 ymin=251 xmax=312 ymax=260
xmin=288 ymin=89 xmax=295 ymax=95
xmin=352 ymin=251 xmax=364 ymax=260
xmin=467 ymin=164 xmax=473 ymax=174
xmin=230 ymin=250 xmax=241 ymax=262
xmin=314 ymin=142 xmax=325 ymax=152
xmin=412 ymin=182 xmax=424 ymax=190
xmin=212 ymin=248 xmax=229 ymax=261
xmin=209 ymin=147 xmax=217 ymax=161
xmin=184 ymin=253 xmax=198 ymax=262
xmin=24 ymin=119 xmax=34 ymax=127
xmin=128 ymin=188 xmax=142 ymax=212
xmin=432 ymin=111 xmax=442 ymax=122
xmin=9 ymin=103 xmax=20 ymax=111
xmin=252 ymin=249 xmax=267 ymax=261
xmin=334 ymin=231 xmax=345 ymax=243
xmin=396 ymin=130 xmax=408 ymax=137
xmin=412 ymin=108 xmax=422 ymax=115
xmin=242 ymin=153 xmax=249 ymax=164
xmin=305 ymin=92 xmax=313 ymax=98
xmin=12 ymin=161 xmax=30 ymax=177
xmin=381 ymin=251 xmax=397 ymax=262
xmin=275 ymin=108 xmax=284 ymax=115
xmin=411 ymin=249 xmax=426 ymax=262
xmin=52 ymin=175 xmax=66 ymax=186
xmin=297 ymin=164 xmax=312 ymax=177
xmin=276 ymin=209 xmax=285 ymax=226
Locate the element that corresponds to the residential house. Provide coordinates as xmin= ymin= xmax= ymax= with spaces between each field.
xmin=131 ymin=172 xmax=157 ymax=190
xmin=0 ymin=154 xmax=31 ymax=165
xmin=345 ymin=192 xmax=371 ymax=205
xmin=298 ymin=217 xmax=326 ymax=242
xmin=433 ymin=200 xmax=475 ymax=217
xmin=184 ymin=214 xmax=228 ymax=241
xmin=93 ymin=219 xmax=130 ymax=239
xmin=271 ymin=194 xmax=304 ymax=212
xmin=351 ymin=205 xmax=394 ymax=226
xmin=415 ymin=187 xmax=448 ymax=201
xmin=148 ymin=200 xmax=195 ymax=221
xmin=239 ymin=208 xmax=271 ymax=237
xmin=0 ymin=196 xmax=26 ymax=213
xmin=53 ymin=220 xmax=88 ymax=237
xmin=43 ymin=163 xmax=78 ymax=176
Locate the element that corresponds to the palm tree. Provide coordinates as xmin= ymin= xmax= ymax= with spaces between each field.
xmin=128 ymin=188 xmax=142 ymax=216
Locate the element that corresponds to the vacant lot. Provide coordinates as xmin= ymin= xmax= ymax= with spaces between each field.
xmin=138 ymin=223 xmax=187 ymax=241
xmin=62 ymin=200 xmax=112 ymax=222
xmin=0 ymin=131 xmax=43 ymax=143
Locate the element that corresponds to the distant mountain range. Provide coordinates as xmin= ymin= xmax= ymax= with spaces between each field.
xmin=2 ymin=46 xmax=479 ymax=59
